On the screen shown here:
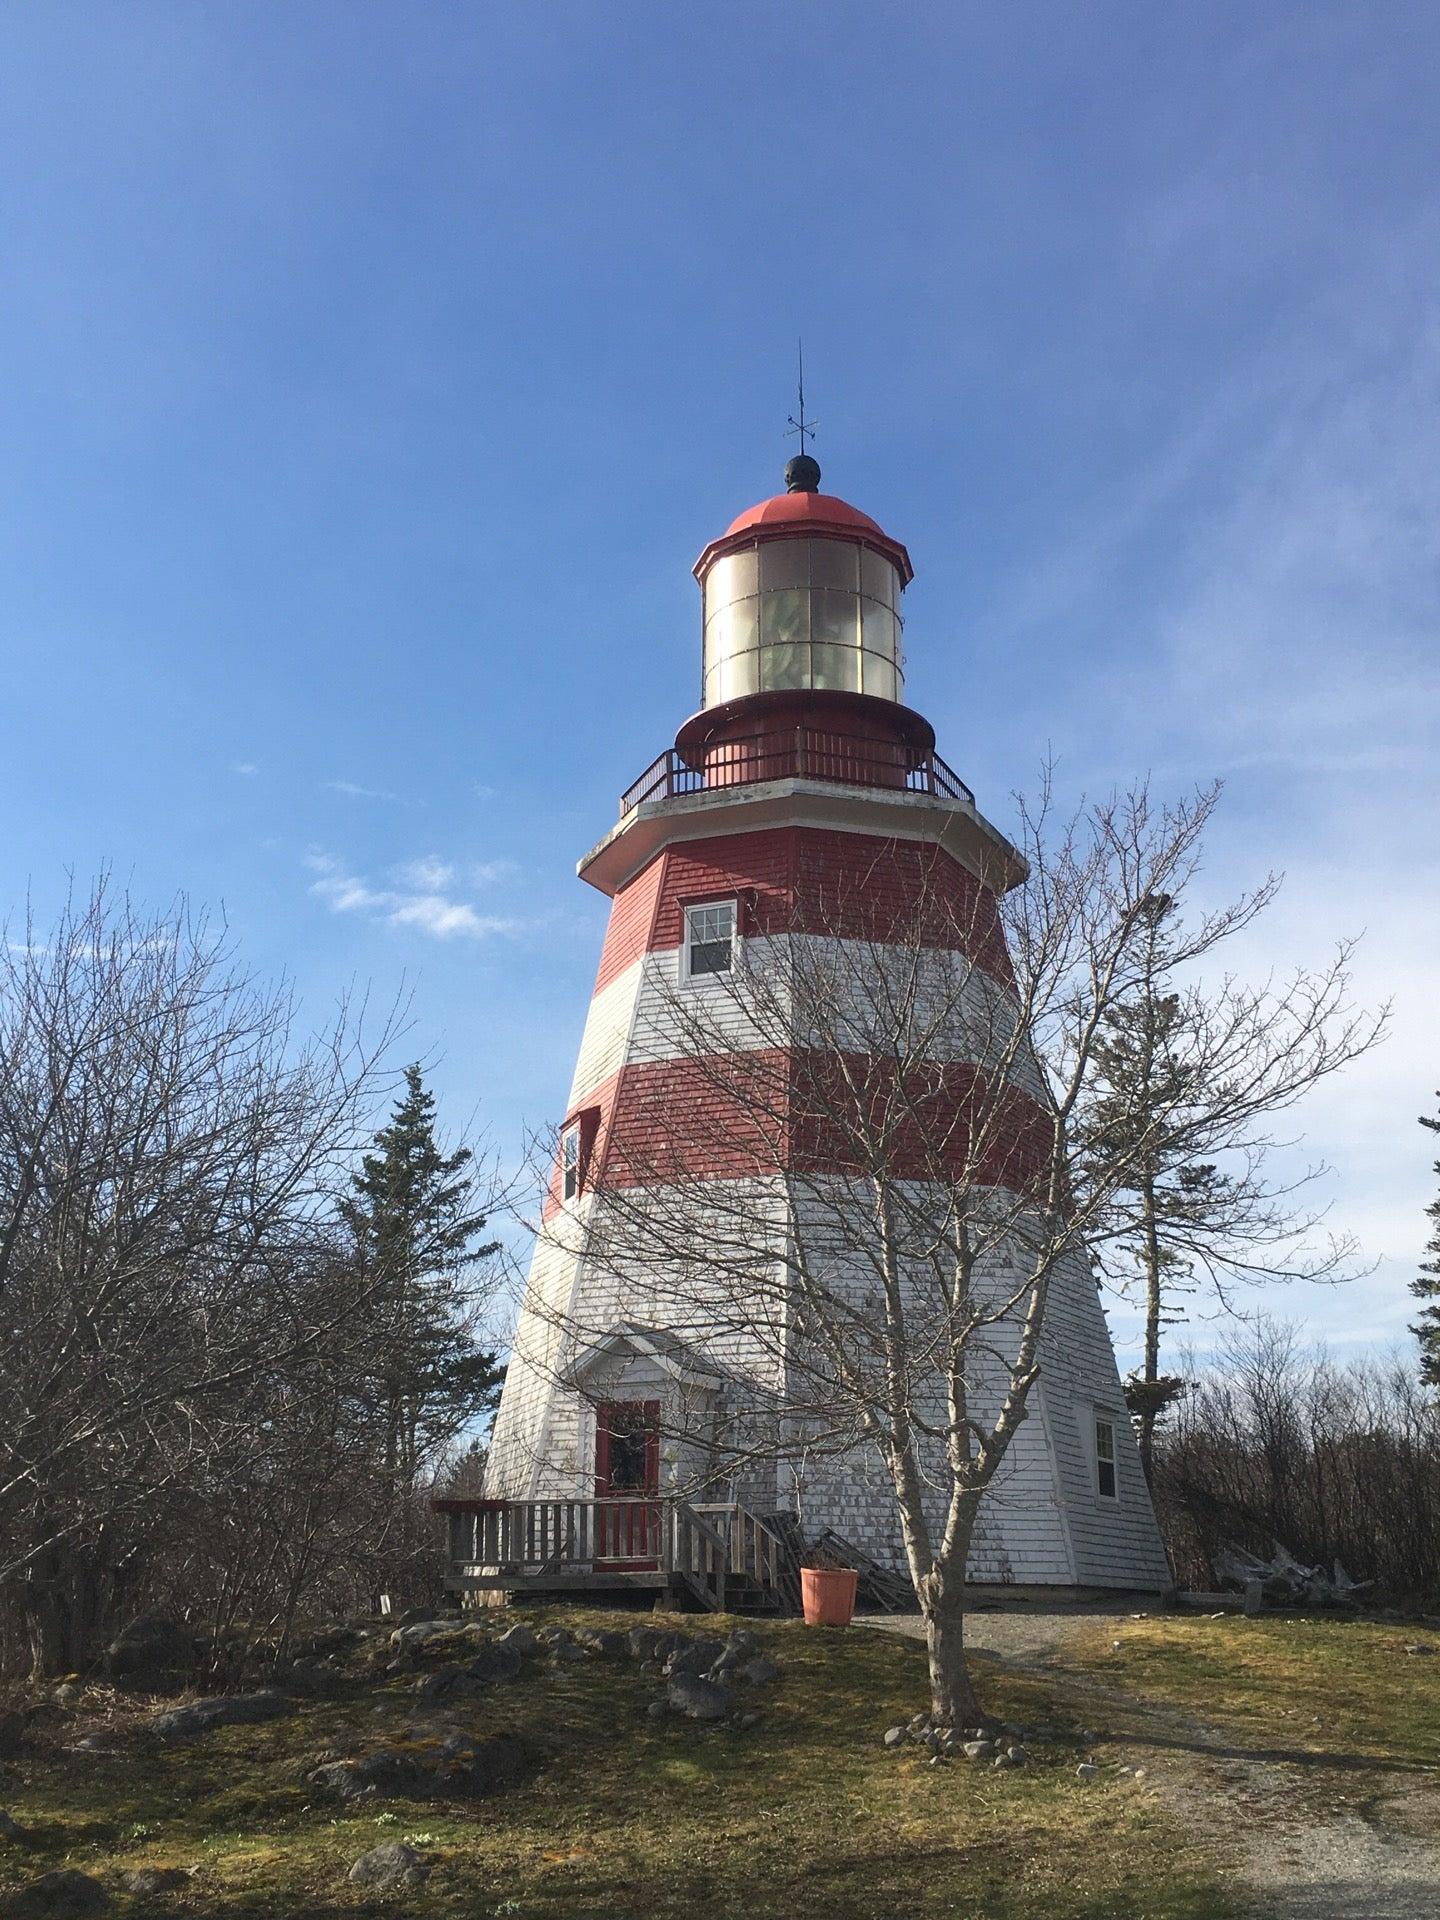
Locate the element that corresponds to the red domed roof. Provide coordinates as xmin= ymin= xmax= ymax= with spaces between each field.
xmin=724 ymin=490 xmax=889 ymax=541
xmin=695 ymin=486 xmax=913 ymax=585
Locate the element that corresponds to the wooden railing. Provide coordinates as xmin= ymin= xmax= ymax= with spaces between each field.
xmin=432 ymin=1495 xmax=744 ymax=1610
xmin=619 ymin=729 xmax=974 ymax=816
xmin=693 ymin=1503 xmax=787 ymax=1592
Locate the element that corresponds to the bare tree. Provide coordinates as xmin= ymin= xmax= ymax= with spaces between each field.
xmin=0 ymin=878 xmax=397 ymax=1676
xmin=518 ymin=779 xmax=1382 ymax=1727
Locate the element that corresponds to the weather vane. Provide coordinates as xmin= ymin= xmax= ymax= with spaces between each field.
xmin=785 ymin=338 xmax=817 ymax=454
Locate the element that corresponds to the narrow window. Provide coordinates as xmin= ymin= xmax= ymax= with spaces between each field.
xmin=685 ymin=900 xmax=735 ymax=978
xmin=561 ymin=1122 xmax=581 ymax=1200
xmin=1095 ymin=1417 xmax=1118 ymax=1500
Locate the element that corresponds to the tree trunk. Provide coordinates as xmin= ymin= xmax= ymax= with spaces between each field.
xmin=915 ymin=1528 xmax=991 ymax=1728
xmin=1138 ymin=1169 xmax=1162 ymax=1486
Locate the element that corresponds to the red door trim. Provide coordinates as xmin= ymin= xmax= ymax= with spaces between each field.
xmin=594 ymin=1399 xmax=661 ymax=1570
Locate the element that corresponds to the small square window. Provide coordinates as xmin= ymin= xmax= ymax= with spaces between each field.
xmin=1095 ymin=1417 xmax=1118 ymax=1500
xmin=685 ymin=901 xmax=735 ymax=979
xmin=561 ymin=1122 xmax=582 ymax=1200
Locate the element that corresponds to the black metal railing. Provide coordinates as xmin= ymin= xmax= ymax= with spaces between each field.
xmin=619 ymin=726 xmax=974 ymax=816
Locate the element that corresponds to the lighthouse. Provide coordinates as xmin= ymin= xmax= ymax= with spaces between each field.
xmin=484 ymin=455 xmax=1170 ymax=1598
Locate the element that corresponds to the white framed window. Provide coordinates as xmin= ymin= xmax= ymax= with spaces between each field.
xmin=683 ymin=900 xmax=736 ymax=980
xmin=1094 ymin=1415 xmax=1118 ymax=1500
xmin=561 ymin=1122 xmax=582 ymax=1201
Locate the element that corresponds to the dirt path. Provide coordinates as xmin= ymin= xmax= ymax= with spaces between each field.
xmin=860 ymin=1607 xmax=1440 ymax=1920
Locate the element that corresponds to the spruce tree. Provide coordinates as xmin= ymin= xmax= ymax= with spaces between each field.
xmin=341 ymin=1065 xmax=503 ymax=1591
xmin=1075 ymin=892 xmax=1380 ymax=1483
xmin=1411 ymin=1095 xmax=1440 ymax=1387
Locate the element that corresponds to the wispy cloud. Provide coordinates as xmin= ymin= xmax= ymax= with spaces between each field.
xmin=321 ymin=779 xmax=408 ymax=804
xmin=305 ymin=850 xmax=517 ymax=941
xmin=231 ymin=761 xmax=259 ymax=777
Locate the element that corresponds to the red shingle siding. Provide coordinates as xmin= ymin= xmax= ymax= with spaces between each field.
xmin=591 ymin=827 xmax=1013 ymax=1005
xmin=580 ymin=1050 xmax=1052 ymax=1194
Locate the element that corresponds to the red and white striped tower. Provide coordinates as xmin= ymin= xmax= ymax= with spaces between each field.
xmin=489 ymin=456 xmax=1169 ymax=1589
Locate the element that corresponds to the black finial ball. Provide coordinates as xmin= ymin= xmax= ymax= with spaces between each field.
xmin=785 ymin=453 xmax=822 ymax=493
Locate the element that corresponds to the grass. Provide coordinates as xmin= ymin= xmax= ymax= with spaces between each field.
xmin=1 ymin=1605 xmax=1248 ymax=1919
xmin=1056 ymin=1612 xmax=1440 ymax=1768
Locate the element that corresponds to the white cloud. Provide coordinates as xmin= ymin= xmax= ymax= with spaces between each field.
xmin=394 ymin=854 xmax=455 ymax=890
xmin=321 ymin=779 xmax=407 ymax=803
xmin=305 ymin=849 xmax=516 ymax=942
xmin=231 ymin=761 xmax=259 ymax=777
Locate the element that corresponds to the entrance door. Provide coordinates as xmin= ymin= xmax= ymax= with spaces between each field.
xmin=594 ymin=1399 xmax=661 ymax=1569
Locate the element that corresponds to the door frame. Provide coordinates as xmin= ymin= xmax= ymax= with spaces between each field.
xmin=593 ymin=1398 xmax=661 ymax=1569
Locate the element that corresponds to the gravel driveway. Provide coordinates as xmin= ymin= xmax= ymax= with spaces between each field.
xmin=859 ymin=1601 xmax=1440 ymax=1920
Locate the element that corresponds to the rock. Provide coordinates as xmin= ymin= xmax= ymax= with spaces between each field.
xmin=116 ymin=1869 xmax=190 ymax=1895
xmin=1132 ymin=1767 xmax=1148 ymax=1782
xmin=73 ymin=1735 xmax=116 ymax=1754
xmin=666 ymin=1674 xmax=731 ymax=1721
xmin=53 ymin=1684 xmax=81 ymax=1709
xmin=737 ymin=1711 xmax=760 ymax=1729
xmin=992 ymin=1752 xmax=1016 ymax=1769
xmin=413 ymin=1663 xmax=470 ymax=1704
xmin=575 ymin=1627 xmax=626 ymax=1657
xmin=928 ymin=1753 xmax=947 ymax=1767
xmin=471 ymin=1641 xmax=524 ymax=1683
xmin=1076 ymin=1763 xmax=1099 ymax=1781
xmin=0 ymin=1811 xmax=32 ymax=1844
xmin=1006 ymin=1745 xmax=1029 ymax=1766
xmin=152 ymin=1689 xmax=289 ymax=1740
xmin=496 ymin=1624 xmax=539 ymax=1655
xmin=311 ymin=1732 xmax=528 ymax=1803
xmin=388 ymin=1620 xmax=450 ymax=1653
xmin=665 ymin=1637 xmax=727 ymax=1680
xmin=1403 ymin=1643 xmax=1435 ymax=1656
xmin=347 ymin=1842 xmax=428 ymax=1890
xmin=537 ymin=1625 xmax=573 ymax=1649
xmin=962 ymin=1740 xmax=995 ymax=1761
xmin=550 ymin=1643 xmax=588 ymax=1663
xmin=883 ymin=1726 xmax=907 ymax=1749
xmin=5 ymin=1869 xmax=111 ymax=1914
xmin=104 ymin=1613 xmax=194 ymax=1688
xmin=627 ymin=1626 xmax=661 ymax=1662
xmin=737 ymin=1656 xmax=779 ymax=1686
xmin=726 ymin=1628 xmax=758 ymax=1651
xmin=297 ymin=1624 xmax=361 ymax=1658
xmin=646 ymin=1699 xmax=668 ymax=1720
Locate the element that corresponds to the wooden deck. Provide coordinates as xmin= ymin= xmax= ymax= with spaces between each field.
xmin=432 ymin=1496 xmax=792 ymax=1613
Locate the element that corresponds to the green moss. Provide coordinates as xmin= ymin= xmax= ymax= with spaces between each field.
xmin=0 ymin=1605 xmax=1244 ymax=1918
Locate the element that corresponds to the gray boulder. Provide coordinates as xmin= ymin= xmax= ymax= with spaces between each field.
xmin=347 ymin=1842 xmax=428 ymax=1890
xmin=626 ymin=1626 xmax=661 ymax=1662
xmin=665 ymin=1637 xmax=726 ymax=1680
xmin=737 ymin=1656 xmax=779 ymax=1686
xmin=5 ymin=1870 xmax=110 ymax=1915
xmin=116 ymin=1869 xmax=189 ymax=1895
xmin=468 ymin=1641 xmax=523 ymax=1684
xmin=152 ymin=1689 xmax=289 ymax=1740
xmin=104 ymin=1613 xmax=194 ymax=1688
xmin=311 ymin=1733 xmax=528 ymax=1803
xmin=962 ymin=1739 xmax=995 ymax=1761
xmin=667 ymin=1674 xmax=731 ymax=1721
xmin=882 ymin=1726 xmax=907 ymax=1749
xmin=496 ymin=1624 xmax=539 ymax=1655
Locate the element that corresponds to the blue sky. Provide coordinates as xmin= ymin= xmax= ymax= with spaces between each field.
xmin=3 ymin=4 xmax=1437 ymax=1366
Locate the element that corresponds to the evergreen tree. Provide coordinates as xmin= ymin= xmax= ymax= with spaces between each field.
xmin=1411 ymin=1095 xmax=1440 ymax=1386
xmin=1076 ymin=893 xmax=1380 ymax=1484
xmin=341 ymin=1065 xmax=503 ymax=1589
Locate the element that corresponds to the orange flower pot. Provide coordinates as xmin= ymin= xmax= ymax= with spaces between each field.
xmin=801 ymin=1565 xmax=859 ymax=1626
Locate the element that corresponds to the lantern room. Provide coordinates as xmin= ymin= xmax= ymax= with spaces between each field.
xmin=692 ymin=455 xmax=915 ymax=710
